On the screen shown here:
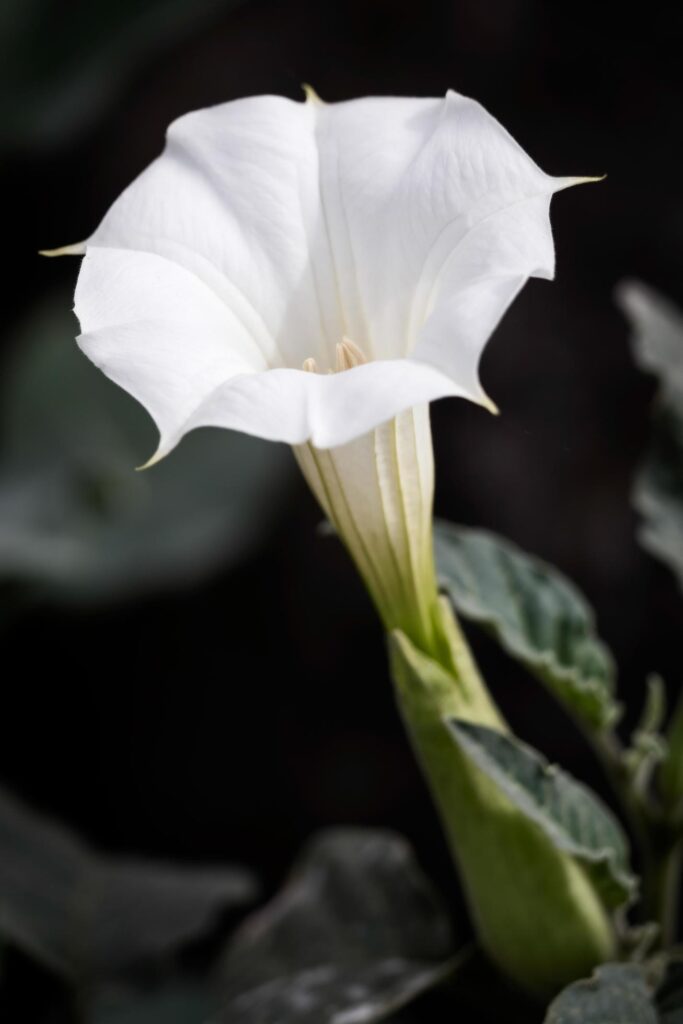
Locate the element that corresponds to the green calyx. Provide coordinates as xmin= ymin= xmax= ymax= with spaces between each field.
xmin=388 ymin=600 xmax=616 ymax=1000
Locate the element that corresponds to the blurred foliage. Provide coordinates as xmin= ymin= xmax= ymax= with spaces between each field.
xmin=215 ymin=829 xmax=458 ymax=1023
xmin=0 ymin=288 xmax=292 ymax=604
xmin=0 ymin=0 xmax=248 ymax=153
xmin=0 ymin=784 xmax=256 ymax=984
xmin=617 ymin=281 xmax=683 ymax=594
xmin=0 ymin=810 xmax=462 ymax=1024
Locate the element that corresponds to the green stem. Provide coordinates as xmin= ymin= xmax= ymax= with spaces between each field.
xmin=586 ymin=728 xmax=681 ymax=947
xmin=641 ymin=830 xmax=682 ymax=948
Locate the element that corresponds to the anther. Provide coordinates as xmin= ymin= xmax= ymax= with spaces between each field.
xmin=335 ymin=337 xmax=368 ymax=372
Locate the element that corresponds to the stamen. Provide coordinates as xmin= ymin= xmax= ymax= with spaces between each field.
xmin=335 ymin=337 xmax=368 ymax=372
xmin=302 ymin=357 xmax=319 ymax=373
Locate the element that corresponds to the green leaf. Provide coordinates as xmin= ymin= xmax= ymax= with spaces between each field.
xmin=216 ymin=828 xmax=458 ymax=1023
xmin=434 ymin=521 xmax=619 ymax=730
xmin=0 ymin=785 xmax=257 ymax=982
xmin=447 ymin=721 xmax=637 ymax=910
xmin=543 ymin=964 xmax=657 ymax=1023
xmin=0 ymin=291 xmax=291 ymax=603
xmin=616 ymin=280 xmax=683 ymax=592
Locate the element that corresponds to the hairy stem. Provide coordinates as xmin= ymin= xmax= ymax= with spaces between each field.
xmin=589 ymin=728 xmax=681 ymax=946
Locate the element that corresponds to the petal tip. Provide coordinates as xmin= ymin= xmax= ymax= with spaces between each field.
xmin=38 ymin=241 xmax=87 ymax=257
xmin=135 ymin=447 xmax=168 ymax=472
xmin=481 ymin=394 xmax=500 ymax=416
xmin=302 ymin=83 xmax=324 ymax=105
xmin=554 ymin=174 xmax=607 ymax=193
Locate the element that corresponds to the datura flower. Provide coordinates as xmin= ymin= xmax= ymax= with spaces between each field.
xmin=55 ymin=88 xmax=590 ymax=652
xmin=51 ymin=92 xmax=613 ymax=996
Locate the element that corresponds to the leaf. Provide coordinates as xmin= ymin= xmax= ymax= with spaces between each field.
xmin=616 ymin=280 xmax=683 ymax=592
xmin=434 ymin=521 xmax=619 ymax=730
xmin=0 ymin=291 xmax=291 ymax=603
xmin=215 ymin=828 xmax=459 ymax=1024
xmin=0 ymin=785 xmax=257 ymax=982
xmin=543 ymin=964 xmax=657 ymax=1023
xmin=617 ymin=280 xmax=683 ymax=397
xmin=447 ymin=721 xmax=637 ymax=910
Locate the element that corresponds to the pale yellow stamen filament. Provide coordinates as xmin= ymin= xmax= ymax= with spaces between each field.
xmin=336 ymin=337 xmax=368 ymax=370
xmin=302 ymin=338 xmax=368 ymax=375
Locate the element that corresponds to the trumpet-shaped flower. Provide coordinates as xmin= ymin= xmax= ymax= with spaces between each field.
xmin=68 ymin=89 xmax=584 ymax=456
xmin=60 ymin=89 xmax=589 ymax=650
xmin=52 ymin=93 xmax=616 ymax=993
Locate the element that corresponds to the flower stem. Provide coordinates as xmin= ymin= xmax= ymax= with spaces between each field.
xmin=585 ymin=727 xmax=681 ymax=947
xmin=642 ymin=831 xmax=682 ymax=948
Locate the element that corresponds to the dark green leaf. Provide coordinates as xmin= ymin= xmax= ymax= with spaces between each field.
xmin=216 ymin=828 xmax=458 ymax=1024
xmin=616 ymin=280 xmax=683 ymax=592
xmin=447 ymin=721 xmax=637 ymax=910
xmin=543 ymin=964 xmax=656 ymax=1023
xmin=0 ymin=291 xmax=291 ymax=603
xmin=0 ymin=785 xmax=256 ymax=981
xmin=434 ymin=521 xmax=619 ymax=730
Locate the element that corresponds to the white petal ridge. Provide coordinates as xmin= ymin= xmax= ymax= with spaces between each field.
xmin=73 ymin=90 xmax=581 ymax=455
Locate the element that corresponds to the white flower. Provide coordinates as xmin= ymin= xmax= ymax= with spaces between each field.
xmin=65 ymin=88 xmax=588 ymax=457
xmin=52 ymin=89 xmax=592 ymax=648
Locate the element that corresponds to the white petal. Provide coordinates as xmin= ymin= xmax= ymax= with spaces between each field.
xmin=310 ymin=92 xmax=557 ymax=360
xmin=412 ymin=194 xmax=556 ymax=404
xmin=75 ymin=246 xmax=262 ymax=454
xmin=87 ymin=95 xmax=335 ymax=371
xmin=157 ymin=358 xmax=463 ymax=456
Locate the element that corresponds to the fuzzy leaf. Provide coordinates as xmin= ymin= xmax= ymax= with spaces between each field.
xmin=216 ymin=828 xmax=458 ymax=1023
xmin=434 ymin=522 xmax=619 ymax=730
xmin=447 ymin=721 xmax=637 ymax=910
xmin=544 ymin=964 xmax=656 ymax=1023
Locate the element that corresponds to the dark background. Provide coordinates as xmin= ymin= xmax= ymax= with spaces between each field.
xmin=1 ymin=0 xmax=682 ymax=1012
